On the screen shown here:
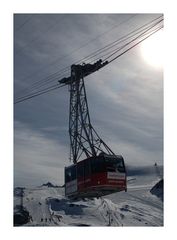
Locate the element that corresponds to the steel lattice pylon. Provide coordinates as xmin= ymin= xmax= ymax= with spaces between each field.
xmin=68 ymin=64 xmax=114 ymax=163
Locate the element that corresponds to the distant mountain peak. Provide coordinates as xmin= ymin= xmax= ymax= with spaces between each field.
xmin=42 ymin=182 xmax=56 ymax=188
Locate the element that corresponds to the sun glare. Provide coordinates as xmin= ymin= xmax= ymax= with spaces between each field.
xmin=140 ymin=30 xmax=163 ymax=69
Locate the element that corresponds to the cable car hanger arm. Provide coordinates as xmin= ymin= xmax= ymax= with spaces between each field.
xmin=58 ymin=59 xmax=109 ymax=85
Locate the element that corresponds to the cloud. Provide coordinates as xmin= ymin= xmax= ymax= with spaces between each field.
xmin=14 ymin=14 xmax=163 ymax=186
xmin=14 ymin=121 xmax=69 ymax=187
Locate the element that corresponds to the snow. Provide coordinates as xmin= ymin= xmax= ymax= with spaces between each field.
xmin=14 ymin=166 xmax=163 ymax=226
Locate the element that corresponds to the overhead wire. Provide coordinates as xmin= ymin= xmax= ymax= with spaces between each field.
xmin=14 ymin=84 xmax=66 ymax=104
xmin=15 ymin=14 xmax=138 ymax=95
xmin=14 ymin=15 xmax=163 ymax=104
xmin=15 ymin=66 xmax=70 ymax=98
xmin=108 ymin=26 xmax=163 ymax=64
xmin=15 ymin=15 xmax=34 ymax=32
xmin=15 ymin=15 xmax=163 ymax=100
xmin=15 ymin=15 xmax=66 ymax=55
xmin=15 ymin=29 xmax=163 ymax=104
xmin=42 ymin=15 xmax=163 ymax=77
xmin=74 ymin=15 xmax=163 ymax=64
xmin=15 ymin=19 xmax=163 ymax=104
xmin=101 ymin=19 xmax=163 ymax=62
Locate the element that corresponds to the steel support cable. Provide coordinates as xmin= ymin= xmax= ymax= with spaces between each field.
xmin=42 ymin=16 xmax=163 ymax=78
xmin=15 ymin=15 xmax=34 ymax=32
xmin=14 ymin=26 xmax=162 ymax=105
xmin=107 ymin=26 xmax=163 ymax=64
xmin=100 ymin=22 xmax=163 ymax=62
xmin=54 ymin=15 xmax=163 ymax=70
xmin=14 ymin=14 xmax=140 ymax=89
xmin=15 ymin=67 xmax=70 ymax=98
xmin=15 ymin=17 xmax=163 ymax=104
xmin=48 ymin=14 xmax=137 ymax=65
xmin=15 ymin=15 xmax=66 ymax=55
xmin=81 ymin=23 xmax=163 ymax=65
xmin=73 ymin=15 xmax=163 ymax=65
xmin=15 ymin=15 xmax=162 ymax=98
xmin=71 ymin=18 xmax=163 ymax=68
xmin=45 ymin=14 xmax=137 ymax=68
xmin=15 ymin=16 xmax=163 ymax=98
xmin=15 ymin=73 xmax=68 ymax=102
xmin=62 ymin=16 xmax=163 ymax=68
xmin=15 ymin=64 xmax=71 ymax=98
xmin=46 ymin=16 xmax=163 ymax=81
xmin=20 ymin=69 xmax=69 ymax=90
xmin=15 ymin=22 xmax=157 ymax=99
xmin=15 ymin=81 xmax=63 ymax=102
xmin=14 ymin=84 xmax=66 ymax=104
xmin=57 ymin=15 xmax=162 ymax=68
xmin=15 ymin=83 xmax=60 ymax=103
xmin=15 ymin=26 xmax=163 ymax=104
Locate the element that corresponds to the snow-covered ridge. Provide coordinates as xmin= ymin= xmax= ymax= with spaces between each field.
xmin=150 ymin=179 xmax=163 ymax=200
xmin=14 ymin=165 xmax=163 ymax=226
xmin=126 ymin=165 xmax=163 ymax=177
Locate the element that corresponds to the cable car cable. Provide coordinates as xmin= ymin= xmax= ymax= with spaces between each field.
xmin=101 ymin=21 xmax=163 ymax=62
xmin=15 ymin=15 xmax=162 ymax=97
xmin=15 ymin=67 xmax=70 ymax=98
xmin=14 ymin=18 xmax=163 ymax=104
xmin=75 ymin=15 xmax=163 ymax=64
xmin=15 ymin=15 xmax=66 ymax=55
xmin=14 ymin=25 xmax=163 ymax=104
xmin=14 ymin=84 xmax=66 ymax=104
xmin=14 ymin=14 xmax=144 ymax=90
xmin=15 ymin=15 xmax=34 ymax=32
xmin=107 ymin=26 xmax=163 ymax=65
xmin=15 ymin=16 xmax=163 ymax=99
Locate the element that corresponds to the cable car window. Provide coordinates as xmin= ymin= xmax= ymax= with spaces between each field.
xmin=65 ymin=165 xmax=76 ymax=183
xmin=105 ymin=157 xmax=125 ymax=173
xmin=91 ymin=156 xmax=105 ymax=173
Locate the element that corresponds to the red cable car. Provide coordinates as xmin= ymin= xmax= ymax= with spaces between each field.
xmin=65 ymin=153 xmax=127 ymax=199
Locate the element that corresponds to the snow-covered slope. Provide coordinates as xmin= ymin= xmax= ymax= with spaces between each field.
xmin=14 ymin=165 xmax=163 ymax=226
xmin=150 ymin=179 xmax=163 ymax=200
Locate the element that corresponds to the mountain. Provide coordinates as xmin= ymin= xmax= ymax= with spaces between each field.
xmin=41 ymin=182 xmax=59 ymax=188
xmin=14 ymin=165 xmax=163 ymax=226
xmin=126 ymin=164 xmax=163 ymax=177
xmin=150 ymin=179 xmax=163 ymax=201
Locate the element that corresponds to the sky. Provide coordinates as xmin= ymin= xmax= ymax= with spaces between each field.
xmin=14 ymin=13 xmax=163 ymax=187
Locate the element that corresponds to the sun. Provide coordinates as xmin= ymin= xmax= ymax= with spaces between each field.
xmin=140 ymin=30 xmax=163 ymax=69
